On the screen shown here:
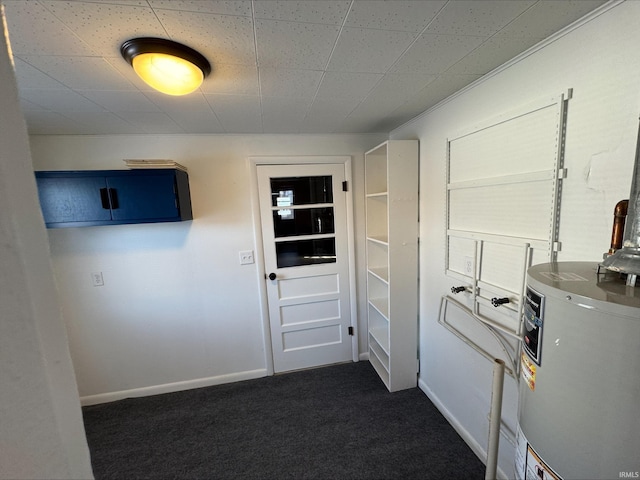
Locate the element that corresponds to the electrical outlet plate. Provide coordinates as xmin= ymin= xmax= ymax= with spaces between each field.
xmin=239 ymin=250 xmax=254 ymax=265
xmin=92 ymin=271 xmax=104 ymax=286
xmin=464 ymin=256 xmax=473 ymax=276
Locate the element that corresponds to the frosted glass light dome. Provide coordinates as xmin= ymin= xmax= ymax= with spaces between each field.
xmin=121 ymin=38 xmax=211 ymax=96
xmin=132 ymin=52 xmax=204 ymax=96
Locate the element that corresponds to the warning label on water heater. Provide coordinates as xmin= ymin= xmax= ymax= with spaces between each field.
xmin=515 ymin=425 xmax=563 ymax=480
xmin=521 ymin=352 xmax=537 ymax=391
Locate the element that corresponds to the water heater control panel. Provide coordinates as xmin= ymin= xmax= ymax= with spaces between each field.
xmin=522 ymin=286 xmax=544 ymax=365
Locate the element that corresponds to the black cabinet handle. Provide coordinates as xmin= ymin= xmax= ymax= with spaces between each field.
xmin=100 ymin=188 xmax=110 ymax=209
xmin=268 ymin=273 xmax=277 ymax=281
xmin=451 ymin=286 xmax=466 ymax=294
xmin=108 ymin=188 xmax=119 ymax=209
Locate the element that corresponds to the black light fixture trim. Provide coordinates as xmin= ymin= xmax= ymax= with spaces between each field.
xmin=120 ymin=37 xmax=211 ymax=77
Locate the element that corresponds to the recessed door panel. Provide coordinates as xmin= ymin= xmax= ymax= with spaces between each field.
xmin=282 ymin=324 xmax=342 ymax=351
xmin=278 ymin=274 xmax=339 ymax=299
xmin=280 ymin=299 xmax=340 ymax=326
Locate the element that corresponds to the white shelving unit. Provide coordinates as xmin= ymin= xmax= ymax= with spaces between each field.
xmin=365 ymin=140 xmax=419 ymax=392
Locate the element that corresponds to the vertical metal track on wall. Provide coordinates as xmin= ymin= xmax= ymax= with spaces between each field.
xmin=549 ymin=89 xmax=571 ymax=262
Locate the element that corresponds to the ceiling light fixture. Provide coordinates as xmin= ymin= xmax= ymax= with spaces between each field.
xmin=120 ymin=37 xmax=211 ymax=96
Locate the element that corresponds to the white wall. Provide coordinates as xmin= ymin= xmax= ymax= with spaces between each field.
xmin=28 ymin=133 xmax=385 ymax=402
xmin=0 ymin=7 xmax=93 ymax=479
xmin=392 ymin=1 xmax=639 ymax=477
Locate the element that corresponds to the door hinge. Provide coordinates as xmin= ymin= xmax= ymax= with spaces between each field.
xmin=348 ymin=326 xmax=354 ymax=336
xmin=342 ymin=181 xmax=348 ymax=192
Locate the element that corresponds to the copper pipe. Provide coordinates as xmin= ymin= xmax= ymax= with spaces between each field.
xmin=609 ymin=199 xmax=629 ymax=254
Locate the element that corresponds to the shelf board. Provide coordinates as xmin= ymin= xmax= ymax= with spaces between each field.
xmin=367 ymin=267 xmax=389 ymax=283
xmin=366 ymin=192 xmax=388 ymax=198
xmin=369 ymin=343 xmax=390 ymax=372
xmin=366 ymin=235 xmax=389 ymax=246
xmin=365 ymin=141 xmax=388 ymax=157
xmin=369 ymin=326 xmax=389 ymax=354
xmin=368 ymin=297 xmax=389 ymax=319
xmin=369 ymin=353 xmax=390 ymax=389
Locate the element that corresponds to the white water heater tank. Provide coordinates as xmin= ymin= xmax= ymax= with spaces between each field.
xmin=516 ymin=262 xmax=640 ymax=480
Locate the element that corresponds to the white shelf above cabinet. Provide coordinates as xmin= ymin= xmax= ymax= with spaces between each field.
xmin=364 ymin=140 xmax=418 ymax=392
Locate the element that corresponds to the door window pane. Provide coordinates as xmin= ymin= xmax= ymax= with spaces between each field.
xmin=276 ymin=238 xmax=336 ymax=268
xmin=271 ymin=176 xmax=333 ymax=206
xmin=273 ymin=207 xmax=335 ymax=238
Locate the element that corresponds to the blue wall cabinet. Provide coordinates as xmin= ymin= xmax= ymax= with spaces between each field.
xmin=35 ymin=169 xmax=192 ymax=228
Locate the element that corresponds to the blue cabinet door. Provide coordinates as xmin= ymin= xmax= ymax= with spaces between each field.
xmin=37 ymin=176 xmax=112 ymax=224
xmin=35 ymin=169 xmax=191 ymax=228
xmin=107 ymin=173 xmax=178 ymax=221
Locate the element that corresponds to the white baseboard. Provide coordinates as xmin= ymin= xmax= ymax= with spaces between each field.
xmin=80 ymin=369 xmax=268 ymax=406
xmin=359 ymin=351 xmax=369 ymax=361
xmin=418 ymin=378 xmax=509 ymax=480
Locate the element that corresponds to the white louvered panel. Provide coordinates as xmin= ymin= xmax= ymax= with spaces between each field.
xmin=448 ymin=180 xmax=555 ymax=241
xmin=449 ymin=102 xmax=560 ymax=183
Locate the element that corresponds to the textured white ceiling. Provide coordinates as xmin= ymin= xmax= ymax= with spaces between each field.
xmin=3 ymin=0 xmax=607 ymax=135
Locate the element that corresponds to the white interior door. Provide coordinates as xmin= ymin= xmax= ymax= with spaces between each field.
xmin=257 ymin=164 xmax=353 ymax=373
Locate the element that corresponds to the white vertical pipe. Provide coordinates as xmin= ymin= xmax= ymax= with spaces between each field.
xmin=485 ymin=358 xmax=506 ymax=480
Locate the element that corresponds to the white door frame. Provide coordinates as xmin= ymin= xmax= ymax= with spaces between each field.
xmin=248 ymin=156 xmax=358 ymax=376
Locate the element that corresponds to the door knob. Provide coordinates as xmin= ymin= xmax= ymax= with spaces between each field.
xmin=268 ymin=272 xmax=277 ymax=281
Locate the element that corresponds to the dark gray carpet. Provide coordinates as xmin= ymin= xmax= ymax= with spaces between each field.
xmin=82 ymin=361 xmax=485 ymax=479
